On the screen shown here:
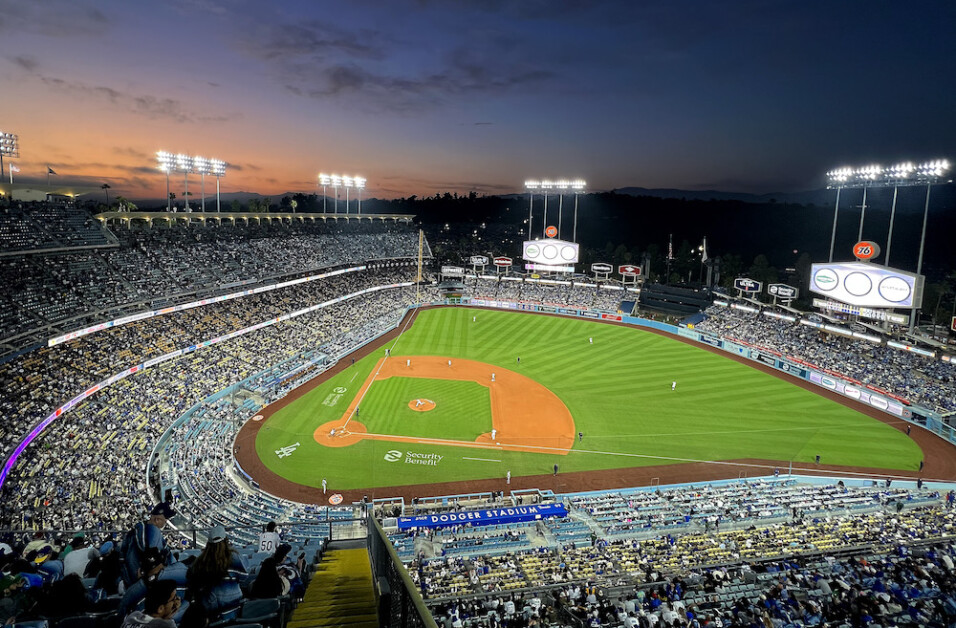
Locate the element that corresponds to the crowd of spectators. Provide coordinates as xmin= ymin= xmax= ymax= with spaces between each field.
xmin=0 ymin=276 xmax=425 ymax=533
xmin=0 ymin=205 xmax=424 ymax=349
xmin=462 ymin=276 xmax=630 ymax=311
xmin=388 ymin=480 xmax=956 ymax=625
xmin=695 ymin=305 xmax=956 ymax=413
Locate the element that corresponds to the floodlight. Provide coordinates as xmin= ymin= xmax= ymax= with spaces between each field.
xmin=331 ymin=174 xmax=343 ymax=187
xmin=540 ymin=180 xmax=554 ymax=189
xmin=192 ymin=156 xmax=208 ymax=174
xmin=156 ymin=151 xmax=175 ymax=172
xmin=571 ymin=179 xmax=586 ymax=190
xmin=343 ymin=175 xmax=354 ymax=188
xmin=0 ymin=132 xmax=18 ymax=156
xmin=209 ymin=159 xmax=226 ymax=177
xmin=918 ymin=159 xmax=950 ymax=178
xmin=525 ymin=180 xmax=540 ymax=189
xmin=318 ymin=173 xmax=331 ymax=186
xmin=354 ymin=176 xmax=366 ymax=189
xmin=176 ymin=153 xmax=191 ymax=172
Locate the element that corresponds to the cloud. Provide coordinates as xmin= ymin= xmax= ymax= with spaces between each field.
xmin=238 ymin=20 xmax=385 ymax=62
xmin=8 ymin=58 xmax=237 ymax=124
xmin=237 ymin=14 xmax=553 ymax=113
xmin=0 ymin=1 xmax=109 ymax=37
xmin=10 ymin=55 xmax=38 ymax=71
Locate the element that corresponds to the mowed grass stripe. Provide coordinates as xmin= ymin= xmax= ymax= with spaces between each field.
xmin=360 ymin=378 xmax=491 ymax=441
xmin=255 ymin=307 xmax=923 ymax=490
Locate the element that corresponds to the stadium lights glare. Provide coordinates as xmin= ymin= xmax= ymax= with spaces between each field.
xmin=157 ymin=151 xmax=228 ymax=212
xmin=524 ymin=177 xmax=588 ymax=241
xmin=827 ymin=159 xmax=951 ymax=188
xmin=318 ymin=173 xmax=367 ymax=213
xmin=0 ymin=131 xmax=20 ymax=178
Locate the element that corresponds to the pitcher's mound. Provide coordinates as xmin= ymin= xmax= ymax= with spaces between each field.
xmin=409 ymin=399 xmax=436 ymax=412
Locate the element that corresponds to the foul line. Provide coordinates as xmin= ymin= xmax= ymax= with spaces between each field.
xmin=342 ymin=313 xmax=418 ymax=431
xmin=462 ymin=456 xmax=501 ymax=463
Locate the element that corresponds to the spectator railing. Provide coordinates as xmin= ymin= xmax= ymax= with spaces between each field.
xmin=369 ymin=513 xmax=440 ymax=628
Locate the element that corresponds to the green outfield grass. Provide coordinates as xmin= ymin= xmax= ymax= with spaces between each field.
xmin=255 ymin=307 xmax=923 ymax=492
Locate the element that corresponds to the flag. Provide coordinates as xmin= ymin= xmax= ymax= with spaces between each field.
xmin=701 ymin=236 xmax=709 ymax=263
xmin=47 ymin=166 xmax=57 ymax=175
xmin=9 ymin=164 xmax=19 ymax=173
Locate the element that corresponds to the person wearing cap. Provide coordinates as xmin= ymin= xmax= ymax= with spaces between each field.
xmin=186 ymin=526 xmax=247 ymax=621
xmin=120 ymin=503 xmax=177 ymax=586
xmin=120 ymin=579 xmax=181 ymax=628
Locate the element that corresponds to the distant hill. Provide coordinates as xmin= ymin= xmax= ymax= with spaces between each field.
xmin=612 ymin=187 xmax=835 ymax=206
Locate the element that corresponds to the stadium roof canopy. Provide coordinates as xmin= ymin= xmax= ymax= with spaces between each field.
xmin=0 ymin=183 xmax=102 ymax=200
xmin=94 ymin=210 xmax=416 ymax=223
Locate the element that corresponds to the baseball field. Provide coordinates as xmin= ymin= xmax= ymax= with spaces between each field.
xmin=248 ymin=307 xmax=924 ymax=498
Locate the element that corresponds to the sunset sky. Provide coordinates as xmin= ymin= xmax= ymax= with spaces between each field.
xmin=2 ymin=0 xmax=954 ymax=201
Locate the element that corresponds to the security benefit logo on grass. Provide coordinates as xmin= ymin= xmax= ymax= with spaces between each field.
xmin=322 ymin=386 xmax=348 ymax=407
xmin=384 ymin=449 xmax=443 ymax=466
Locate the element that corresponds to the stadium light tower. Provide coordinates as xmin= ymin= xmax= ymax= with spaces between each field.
xmin=330 ymin=174 xmax=342 ymax=213
xmin=914 ymin=159 xmax=950 ymax=278
xmin=318 ymin=173 xmax=331 ymax=213
xmin=355 ymin=176 xmax=367 ymax=214
xmin=175 ymin=153 xmax=192 ymax=210
xmin=192 ymin=156 xmax=208 ymax=212
xmin=208 ymin=159 xmax=226 ymax=212
xmin=571 ymin=179 xmax=586 ymax=242
xmin=524 ymin=180 xmax=539 ymax=239
xmin=0 ymin=131 xmax=19 ymax=179
xmin=157 ymin=151 xmax=176 ymax=212
xmin=883 ymin=162 xmax=914 ymax=265
xmin=343 ymin=175 xmax=354 ymax=213
xmin=554 ymin=180 xmax=569 ymax=239
xmin=540 ymin=180 xmax=553 ymax=238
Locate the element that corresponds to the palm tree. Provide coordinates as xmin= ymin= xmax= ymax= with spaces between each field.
xmin=101 ymin=183 xmax=111 ymax=209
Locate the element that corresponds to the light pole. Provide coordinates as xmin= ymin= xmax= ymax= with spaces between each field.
xmin=318 ymin=174 xmax=331 ymax=213
xmin=331 ymin=174 xmax=342 ymax=213
xmin=343 ymin=176 xmax=353 ymax=213
xmin=193 ymin=156 xmax=208 ymax=212
xmin=571 ymin=179 xmax=586 ymax=243
xmin=175 ymin=154 xmax=191 ymax=211
xmin=884 ymin=162 xmax=914 ymax=266
xmin=0 ymin=131 xmax=19 ymax=179
xmin=524 ymin=181 xmax=538 ymax=239
xmin=355 ymin=176 xmax=366 ymax=214
xmin=157 ymin=151 xmax=175 ymax=212
xmin=540 ymin=180 xmax=553 ymax=238
xmin=209 ymin=159 xmax=226 ymax=212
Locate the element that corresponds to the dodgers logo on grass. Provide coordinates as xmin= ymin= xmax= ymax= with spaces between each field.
xmin=384 ymin=450 xmax=403 ymax=462
xmin=275 ymin=442 xmax=300 ymax=458
xmin=333 ymin=386 xmax=347 ymax=393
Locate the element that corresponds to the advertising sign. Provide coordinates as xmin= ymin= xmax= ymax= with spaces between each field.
xmin=618 ymin=264 xmax=641 ymax=276
xmin=523 ymin=239 xmax=579 ymax=264
xmin=852 ymin=241 xmax=881 ymax=261
xmin=524 ymin=263 xmax=575 ymax=273
xmin=810 ymin=262 xmax=923 ymax=308
xmin=494 ymin=256 xmax=513 ymax=268
xmin=397 ymin=503 xmax=568 ymax=530
xmin=469 ymin=255 xmax=489 ymax=266
xmin=734 ymin=277 xmax=763 ymax=293
xmin=591 ymin=263 xmax=613 ymax=274
xmin=768 ymin=284 xmax=799 ymax=299
xmin=441 ymin=265 xmax=465 ymax=277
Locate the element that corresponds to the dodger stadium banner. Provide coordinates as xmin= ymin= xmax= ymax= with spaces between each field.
xmin=397 ymin=503 xmax=568 ymax=530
